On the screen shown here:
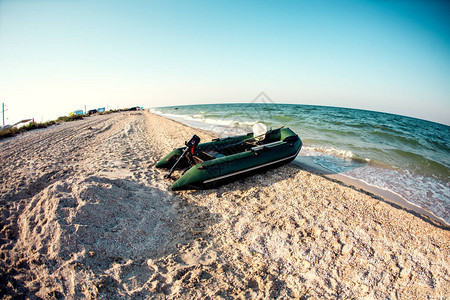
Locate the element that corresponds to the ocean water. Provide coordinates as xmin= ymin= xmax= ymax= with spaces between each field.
xmin=151 ymin=103 xmax=450 ymax=223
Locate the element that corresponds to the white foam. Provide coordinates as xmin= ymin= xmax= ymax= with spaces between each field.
xmin=344 ymin=164 xmax=450 ymax=224
xmin=151 ymin=109 xmax=256 ymax=131
xmin=303 ymin=145 xmax=356 ymax=160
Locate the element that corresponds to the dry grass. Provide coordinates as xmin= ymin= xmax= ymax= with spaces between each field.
xmin=1 ymin=114 xmax=87 ymax=140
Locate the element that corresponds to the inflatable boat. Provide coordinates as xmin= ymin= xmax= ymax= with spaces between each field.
xmin=156 ymin=126 xmax=302 ymax=190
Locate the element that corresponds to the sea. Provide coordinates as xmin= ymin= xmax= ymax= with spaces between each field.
xmin=151 ymin=103 xmax=449 ymax=224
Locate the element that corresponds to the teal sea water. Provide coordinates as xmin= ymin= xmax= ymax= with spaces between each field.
xmin=151 ymin=103 xmax=449 ymax=223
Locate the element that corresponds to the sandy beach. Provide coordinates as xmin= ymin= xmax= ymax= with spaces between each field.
xmin=0 ymin=111 xmax=448 ymax=299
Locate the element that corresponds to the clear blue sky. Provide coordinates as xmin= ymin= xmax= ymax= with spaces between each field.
xmin=1 ymin=0 xmax=449 ymax=125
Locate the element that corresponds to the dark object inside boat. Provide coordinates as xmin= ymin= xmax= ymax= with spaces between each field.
xmin=157 ymin=127 xmax=302 ymax=190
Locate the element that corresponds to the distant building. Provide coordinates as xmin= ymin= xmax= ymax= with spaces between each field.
xmin=70 ymin=110 xmax=84 ymax=116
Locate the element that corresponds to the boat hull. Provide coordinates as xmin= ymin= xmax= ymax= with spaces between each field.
xmin=156 ymin=128 xmax=302 ymax=190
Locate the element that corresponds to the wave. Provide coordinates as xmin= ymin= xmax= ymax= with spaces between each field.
xmin=392 ymin=149 xmax=450 ymax=178
xmin=370 ymin=130 xmax=423 ymax=149
xmin=270 ymin=115 xmax=294 ymax=122
xmin=303 ymin=145 xmax=360 ymax=160
xmin=152 ymin=103 xmax=450 ymax=224
xmin=152 ymin=109 xmax=256 ymax=128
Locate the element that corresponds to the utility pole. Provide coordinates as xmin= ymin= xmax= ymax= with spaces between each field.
xmin=1 ymin=102 xmax=7 ymax=126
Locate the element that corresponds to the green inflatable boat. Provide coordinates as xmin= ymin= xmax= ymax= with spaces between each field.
xmin=156 ymin=127 xmax=302 ymax=190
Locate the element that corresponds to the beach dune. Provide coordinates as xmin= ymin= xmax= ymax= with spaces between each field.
xmin=0 ymin=111 xmax=448 ymax=299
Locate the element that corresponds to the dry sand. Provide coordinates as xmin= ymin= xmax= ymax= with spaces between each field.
xmin=0 ymin=111 xmax=448 ymax=299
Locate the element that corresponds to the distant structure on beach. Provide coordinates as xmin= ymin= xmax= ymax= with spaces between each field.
xmin=67 ymin=106 xmax=141 ymax=117
xmin=70 ymin=110 xmax=84 ymax=116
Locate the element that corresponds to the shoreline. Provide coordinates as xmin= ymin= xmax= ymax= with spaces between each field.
xmin=1 ymin=111 xmax=448 ymax=298
xmin=151 ymin=111 xmax=449 ymax=229
xmin=292 ymin=156 xmax=450 ymax=229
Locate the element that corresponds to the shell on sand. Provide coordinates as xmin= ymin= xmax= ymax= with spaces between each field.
xmin=0 ymin=111 xmax=448 ymax=299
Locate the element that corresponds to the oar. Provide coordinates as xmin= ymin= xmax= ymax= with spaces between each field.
xmin=165 ymin=134 xmax=200 ymax=179
xmin=164 ymin=147 xmax=190 ymax=179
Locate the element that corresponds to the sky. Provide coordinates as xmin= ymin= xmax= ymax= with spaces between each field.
xmin=0 ymin=0 xmax=449 ymax=125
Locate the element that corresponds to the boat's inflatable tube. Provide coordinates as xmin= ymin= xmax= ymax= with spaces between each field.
xmin=156 ymin=127 xmax=302 ymax=190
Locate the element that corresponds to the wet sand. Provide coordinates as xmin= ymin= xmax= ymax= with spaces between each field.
xmin=293 ymin=156 xmax=450 ymax=228
xmin=0 ymin=111 xmax=448 ymax=299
